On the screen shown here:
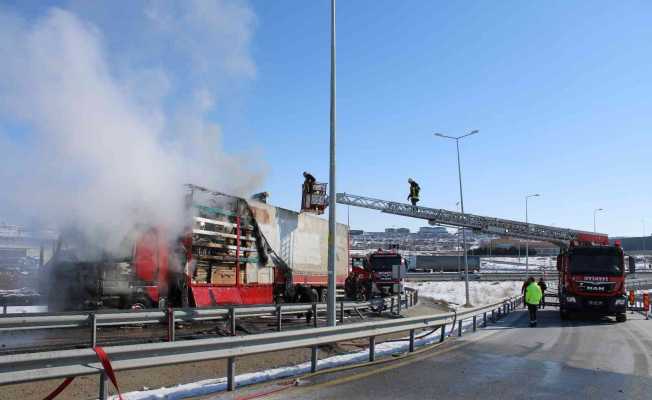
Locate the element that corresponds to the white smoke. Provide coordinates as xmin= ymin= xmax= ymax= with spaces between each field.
xmin=0 ymin=2 xmax=263 ymax=253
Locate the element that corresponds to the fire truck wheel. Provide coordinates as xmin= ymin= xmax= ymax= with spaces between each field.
xmin=616 ymin=313 xmax=627 ymax=323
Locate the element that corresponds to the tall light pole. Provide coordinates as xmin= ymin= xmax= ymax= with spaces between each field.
xmin=435 ymin=129 xmax=479 ymax=308
xmin=525 ymin=193 xmax=540 ymax=275
xmin=593 ymin=208 xmax=604 ymax=233
xmin=456 ymin=201 xmax=461 ymax=275
xmin=326 ymin=0 xmax=337 ymax=326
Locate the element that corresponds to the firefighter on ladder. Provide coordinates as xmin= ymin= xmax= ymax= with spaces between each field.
xmin=407 ymin=178 xmax=420 ymax=206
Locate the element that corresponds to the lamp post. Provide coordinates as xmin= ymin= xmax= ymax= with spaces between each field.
xmin=326 ymin=0 xmax=337 ymax=326
xmin=435 ymin=129 xmax=479 ymax=307
xmin=456 ymin=201 xmax=461 ymax=275
xmin=525 ymin=193 xmax=540 ymax=275
xmin=593 ymin=208 xmax=604 ymax=233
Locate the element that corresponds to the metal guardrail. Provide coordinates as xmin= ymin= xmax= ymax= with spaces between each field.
xmin=0 ymin=293 xmax=522 ymax=399
xmin=0 ymin=291 xmax=418 ymax=337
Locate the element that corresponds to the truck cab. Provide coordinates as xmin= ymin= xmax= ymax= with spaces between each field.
xmin=557 ymin=242 xmax=627 ymax=321
xmin=345 ymin=249 xmax=406 ymax=300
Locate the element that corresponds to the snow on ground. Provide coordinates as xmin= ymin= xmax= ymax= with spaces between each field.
xmin=406 ymin=281 xmax=522 ymax=308
xmin=112 ymin=327 xmax=454 ymax=400
xmin=4 ymin=305 xmax=47 ymax=313
xmin=480 ymin=256 xmax=555 ymax=271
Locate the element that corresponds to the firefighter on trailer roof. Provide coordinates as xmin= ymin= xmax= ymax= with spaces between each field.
xmin=407 ymin=178 xmax=420 ymax=206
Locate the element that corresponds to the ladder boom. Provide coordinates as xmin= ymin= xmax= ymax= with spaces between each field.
xmin=336 ymin=192 xmax=606 ymax=244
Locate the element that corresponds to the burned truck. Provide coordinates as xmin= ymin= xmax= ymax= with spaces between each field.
xmin=43 ymin=185 xmax=350 ymax=310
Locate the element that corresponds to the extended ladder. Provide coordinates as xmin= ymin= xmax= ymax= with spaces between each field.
xmin=336 ymin=193 xmax=606 ymax=244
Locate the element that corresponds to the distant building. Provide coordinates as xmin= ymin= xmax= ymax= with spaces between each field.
xmin=385 ymin=228 xmax=410 ymax=234
xmin=419 ymin=226 xmax=448 ymax=235
xmin=349 ymin=230 xmax=364 ymax=236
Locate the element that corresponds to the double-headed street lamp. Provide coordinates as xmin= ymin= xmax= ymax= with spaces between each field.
xmin=593 ymin=208 xmax=604 ymax=233
xmin=525 ymin=193 xmax=540 ymax=275
xmin=435 ymin=129 xmax=479 ymax=308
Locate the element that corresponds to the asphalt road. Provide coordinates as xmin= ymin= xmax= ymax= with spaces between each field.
xmin=249 ymin=309 xmax=652 ymax=400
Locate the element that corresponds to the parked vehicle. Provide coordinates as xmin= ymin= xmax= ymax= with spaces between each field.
xmin=345 ymin=249 xmax=406 ymax=301
xmin=557 ymin=233 xmax=627 ymax=322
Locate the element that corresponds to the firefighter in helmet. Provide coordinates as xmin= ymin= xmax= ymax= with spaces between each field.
xmin=407 ymin=178 xmax=420 ymax=206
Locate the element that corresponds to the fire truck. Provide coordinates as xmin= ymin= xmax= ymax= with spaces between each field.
xmin=557 ymin=234 xmax=628 ymax=322
xmin=345 ymin=250 xmax=407 ymax=301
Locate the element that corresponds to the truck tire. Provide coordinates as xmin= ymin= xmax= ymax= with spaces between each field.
xmin=616 ymin=313 xmax=627 ymax=323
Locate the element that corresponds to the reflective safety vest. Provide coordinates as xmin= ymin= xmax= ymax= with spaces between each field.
xmin=410 ymin=184 xmax=420 ymax=200
xmin=525 ymin=282 xmax=542 ymax=305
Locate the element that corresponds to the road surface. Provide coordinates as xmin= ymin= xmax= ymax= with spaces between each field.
xmin=229 ymin=309 xmax=652 ymax=400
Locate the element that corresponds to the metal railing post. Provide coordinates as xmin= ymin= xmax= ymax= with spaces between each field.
xmin=491 ymin=309 xmax=495 ymax=322
xmin=409 ymin=329 xmax=415 ymax=352
xmin=2 ymin=304 xmax=6 ymax=314
xmin=312 ymin=303 xmax=318 ymax=328
xmin=311 ymin=345 xmax=319 ymax=372
xmin=99 ymin=372 xmax=108 ymax=400
xmin=89 ymin=312 xmax=97 ymax=348
xmin=473 ymin=315 xmax=477 ymax=332
xmin=340 ymin=301 xmax=345 ymax=323
xmin=397 ymin=294 xmax=402 ymax=314
xmin=229 ymin=307 xmax=236 ymax=336
xmin=167 ymin=307 xmax=175 ymax=342
xmin=276 ymin=305 xmax=282 ymax=332
xmin=369 ymin=336 xmax=376 ymax=361
xmin=391 ymin=297 xmax=395 ymax=314
xmin=440 ymin=324 xmax=446 ymax=342
xmin=227 ymin=356 xmax=236 ymax=391
xmin=483 ymin=312 xmax=487 ymax=327
xmin=458 ymin=320 xmax=463 ymax=336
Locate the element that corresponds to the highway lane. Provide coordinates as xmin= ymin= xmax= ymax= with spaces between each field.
xmin=258 ymin=309 xmax=652 ymax=400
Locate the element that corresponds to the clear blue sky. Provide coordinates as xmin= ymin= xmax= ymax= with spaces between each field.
xmin=1 ymin=1 xmax=651 ymax=237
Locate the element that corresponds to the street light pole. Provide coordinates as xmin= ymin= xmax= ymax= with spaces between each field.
xmin=456 ymin=201 xmax=461 ymax=275
xmin=525 ymin=193 xmax=540 ymax=275
xmin=435 ymin=130 xmax=479 ymax=308
xmin=593 ymin=208 xmax=604 ymax=233
xmin=326 ymin=0 xmax=337 ymax=326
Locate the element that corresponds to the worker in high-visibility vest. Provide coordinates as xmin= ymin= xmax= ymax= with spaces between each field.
xmin=525 ymin=277 xmax=543 ymax=327
xmin=407 ymin=178 xmax=420 ymax=206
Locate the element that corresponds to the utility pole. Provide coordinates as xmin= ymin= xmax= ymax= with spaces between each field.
xmin=326 ymin=0 xmax=337 ymax=326
xmin=435 ymin=130 xmax=479 ymax=307
xmin=456 ymin=201 xmax=461 ymax=275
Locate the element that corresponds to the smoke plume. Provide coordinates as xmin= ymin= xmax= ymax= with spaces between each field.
xmin=0 ymin=2 xmax=263 ymax=254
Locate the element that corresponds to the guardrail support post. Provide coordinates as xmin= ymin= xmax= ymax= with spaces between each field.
xmin=391 ymin=297 xmax=395 ymax=314
xmin=99 ymin=372 xmax=108 ymax=400
xmin=473 ymin=315 xmax=477 ymax=332
xmin=369 ymin=336 xmax=376 ymax=361
xmin=227 ymin=356 xmax=236 ymax=391
xmin=483 ymin=312 xmax=487 ymax=327
xmin=229 ymin=307 xmax=237 ymax=336
xmin=167 ymin=307 xmax=175 ymax=342
xmin=312 ymin=303 xmax=318 ymax=328
xmin=89 ymin=312 xmax=97 ymax=348
xmin=2 ymin=304 xmax=6 ymax=314
xmin=409 ymin=329 xmax=415 ymax=352
xmin=458 ymin=320 xmax=463 ymax=336
xmin=397 ymin=294 xmax=402 ymax=314
xmin=311 ymin=345 xmax=319 ymax=372
xmin=276 ymin=305 xmax=282 ymax=332
xmin=491 ymin=309 xmax=495 ymax=323
xmin=440 ymin=324 xmax=446 ymax=342
xmin=340 ymin=301 xmax=345 ymax=323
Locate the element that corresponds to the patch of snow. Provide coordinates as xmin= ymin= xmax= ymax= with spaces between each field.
xmin=4 ymin=305 xmax=47 ymax=313
xmin=112 ymin=327 xmax=451 ymax=400
xmin=406 ymin=281 xmax=523 ymax=308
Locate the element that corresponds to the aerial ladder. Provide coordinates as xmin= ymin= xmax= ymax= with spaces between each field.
xmin=335 ymin=193 xmax=608 ymax=246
